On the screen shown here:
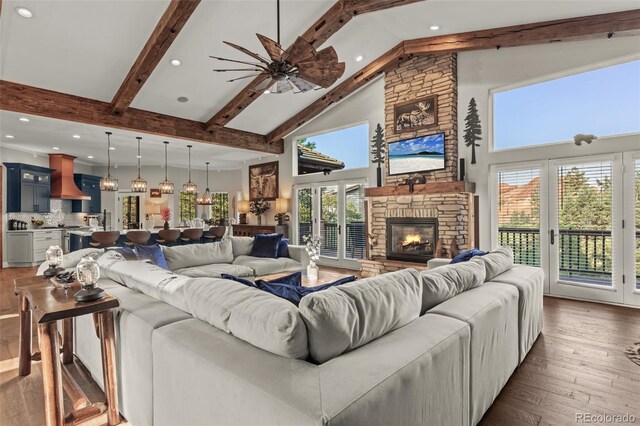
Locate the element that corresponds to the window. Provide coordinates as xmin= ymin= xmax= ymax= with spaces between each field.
xmin=209 ymin=192 xmax=229 ymax=224
xmin=297 ymin=123 xmax=368 ymax=175
xmin=179 ymin=192 xmax=196 ymax=222
xmin=493 ymin=59 xmax=640 ymax=151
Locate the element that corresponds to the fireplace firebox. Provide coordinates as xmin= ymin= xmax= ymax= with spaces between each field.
xmin=386 ymin=218 xmax=438 ymax=262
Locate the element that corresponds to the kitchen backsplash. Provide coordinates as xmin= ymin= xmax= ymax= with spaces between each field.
xmin=7 ymin=199 xmax=89 ymax=229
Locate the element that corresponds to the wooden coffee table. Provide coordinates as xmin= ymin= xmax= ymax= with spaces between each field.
xmin=14 ymin=276 xmax=121 ymax=426
xmin=257 ymin=269 xmax=356 ymax=287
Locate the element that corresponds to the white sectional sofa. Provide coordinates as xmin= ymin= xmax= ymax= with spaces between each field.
xmin=60 ymin=246 xmax=542 ymax=426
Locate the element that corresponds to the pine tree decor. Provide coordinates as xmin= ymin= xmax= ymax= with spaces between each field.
xmin=370 ymin=123 xmax=386 ymax=187
xmin=464 ymin=97 xmax=482 ymax=165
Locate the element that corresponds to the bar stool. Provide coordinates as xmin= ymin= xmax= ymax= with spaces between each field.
xmin=89 ymin=231 xmax=120 ymax=248
xmin=156 ymin=229 xmax=181 ymax=245
xmin=204 ymin=226 xmax=226 ymax=242
xmin=180 ymin=228 xmax=204 ymax=244
xmin=124 ymin=230 xmax=151 ymax=247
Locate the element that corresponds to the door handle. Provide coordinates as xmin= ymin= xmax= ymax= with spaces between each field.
xmin=338 ymin=225 xmax=341 ymax=235
xmin=550 ymin=229 xmax=555 ymax=245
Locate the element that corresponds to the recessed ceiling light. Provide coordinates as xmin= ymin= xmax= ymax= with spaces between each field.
xmin=19 ymin=117 xmax=30 ymax=122
xmin=177 ymin=96 xmax=189 ymax=103
xmin=170 ymin=59 xmax=181 ymax=67
xmin=52 ymin=147 xmax=60 ymax=150
xmin=429 ymin=25 xmax=440 ymax=31
xmin=264 ymin=90 xmax=271 ymax=95
xmin=87 ymin=155 xmax=94 ymax=159
xmin=72 ymin=134 xmax=81 ymax=139
xmin=109 ymin=146 xmax=116 ymax=150
xmin=355 ymin=55 xmax=364 ymax=62
xmin=5 ymin=135 xmax=14 ymax=139
xmin=15 ymin=7 xmax=33 ymax=18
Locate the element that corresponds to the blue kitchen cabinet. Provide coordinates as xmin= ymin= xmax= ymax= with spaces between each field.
xmin=3 ymin=163 xmax=53 ymax=212
xmin=71 ymin=174 xmax=102 ymax=213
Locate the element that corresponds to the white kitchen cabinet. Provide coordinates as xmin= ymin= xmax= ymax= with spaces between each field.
xmin=6 ymin=230 xmax=63 ymax=266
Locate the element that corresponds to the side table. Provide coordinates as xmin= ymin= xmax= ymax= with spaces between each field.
xmin=14 ymin=276 xmax=121 ymax=426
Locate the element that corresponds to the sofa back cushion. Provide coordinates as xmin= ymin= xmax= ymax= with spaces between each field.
xmin=162 ymin=239 xmax=233 ymax=270
xmin=228 ymin=236 xmax=254 ymax=257
xmin=471 ymin=246 xmax=514 ymax=281
xmin=299 ymin=269 xmax=422 ymax=363
xmin=184 ymin=277 xmax=309 ymax=359
xmin=420 ymin=260 xmax=486 ymax=313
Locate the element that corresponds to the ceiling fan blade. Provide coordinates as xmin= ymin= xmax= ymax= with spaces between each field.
xmin=256 ymin=34 xmax=283 ymax=62
xmin=223 ymin=41 xmax=271 ymax=65
xmin=212 ymin=68 xmax=266 ymax=72
xmin=209 ymin=55 xmax=267 ymax=68
xmin=297 ymin=61 xmax=345 ymax=88
xmin=313 ymin=46 xmax=339 ymax=66
xmin=251 ymin=77 xmax=275 ymax=92
xmin=226 ymin=74 xmax=264 ymax=83
xmin=288 ymin=76 xmax=317 ymax=93
xmin=283 ymin=37 xmax=317 ymax=65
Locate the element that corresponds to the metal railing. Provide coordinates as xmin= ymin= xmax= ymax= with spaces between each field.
xmin=298 ymin=222 xmax=366 ymax=259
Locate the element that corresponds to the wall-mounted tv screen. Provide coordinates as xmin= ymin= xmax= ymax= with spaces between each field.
xmin=388 ymin=132 xmax=445 ymax=176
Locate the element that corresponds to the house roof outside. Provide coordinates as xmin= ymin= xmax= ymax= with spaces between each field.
xmin=298 ymin=145 xmax=345 ymax=174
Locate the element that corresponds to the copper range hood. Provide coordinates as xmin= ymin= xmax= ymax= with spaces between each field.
xmin=49 ymin=154 xmax=91 ymax=200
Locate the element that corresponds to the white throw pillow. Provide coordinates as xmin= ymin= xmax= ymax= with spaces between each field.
xmin=227 ymin=236 xmax=254 ymax=257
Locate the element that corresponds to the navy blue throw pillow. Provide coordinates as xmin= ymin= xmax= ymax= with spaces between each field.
xmin=134 ymin=243 xmax=169 ymax=269
xmin=277 ymin=238 xmax=290 ymax=258
xmin=221 ymin=274 xmax=258 ymax=288
xmin=450 ymin=249 xmax=487 ymax=264
xmin=250 ymin=233 xmax=283 ymax=258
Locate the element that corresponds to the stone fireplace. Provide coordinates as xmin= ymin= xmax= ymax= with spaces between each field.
xmin=386 ymin=217 xmax=437 ymax=262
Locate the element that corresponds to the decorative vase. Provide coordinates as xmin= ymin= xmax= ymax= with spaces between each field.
xmin=307 ymin=261 xmax=319 ymax=281
xmin=164 ymin=221 xmax=169 ymax=230
xmin=257 ymin=215 xmax=262 ymax=226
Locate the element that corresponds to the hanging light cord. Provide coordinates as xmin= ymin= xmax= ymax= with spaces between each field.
xmin=137 ymin=137 xmax=142 ymax=179
xmin=276 ymin=0 xmax=280 ymax=46
xmin=206 ymin=162 xmax=210 ymax=189
xmin=188 ymin=145 xmax=192 ymax=182
xmin=106 ymin=132 xmax=112 ymax=177
xmin=164 ymin=141 xmax=169 ymax=180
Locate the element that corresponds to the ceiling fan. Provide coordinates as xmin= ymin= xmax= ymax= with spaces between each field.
xmin=209 ymin=0 xmax=345 ymax=94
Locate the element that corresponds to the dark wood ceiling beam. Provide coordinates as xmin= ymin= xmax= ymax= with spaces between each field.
xmin=1 ymin=81 xmax=283 ymax=155
xmin=267 ymin=9 xmax=640 ymax=143
xmin=204 ymin=0 xmax=425 ymax=131
xmin=109 ymin=0 xmax=201 ymax=116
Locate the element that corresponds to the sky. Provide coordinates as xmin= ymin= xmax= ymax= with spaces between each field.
xmin=304 ymin=123 xmax=369 ymax=169
xmin=388 ymin=133 xmax=445 ymax=156
xmin=493 ymin=59 xmax=640 ymax=150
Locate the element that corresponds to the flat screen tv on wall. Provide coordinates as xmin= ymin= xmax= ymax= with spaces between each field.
xmin=387 ymin=132 xmax=445 ymax=176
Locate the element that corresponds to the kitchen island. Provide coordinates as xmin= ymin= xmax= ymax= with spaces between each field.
xmin=67 ymin=228 xmax=212 ymax=251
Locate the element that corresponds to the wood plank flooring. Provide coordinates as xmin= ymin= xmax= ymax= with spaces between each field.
xmin=1 ymin=266 xmax=639 ymax=426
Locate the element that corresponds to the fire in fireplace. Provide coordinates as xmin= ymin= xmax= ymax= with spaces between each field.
xmin=386 ymin=218 xmax=438 ymax=262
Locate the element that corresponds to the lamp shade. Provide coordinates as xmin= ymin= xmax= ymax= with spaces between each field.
xmin=275 ymin=198 xmax=289 ymax=213
xmin=238 ymin=200 xmax=250 ymax=213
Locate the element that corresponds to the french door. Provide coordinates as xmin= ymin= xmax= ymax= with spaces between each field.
xmin=492 ymin=152 xmax=639 ymax=306
xmin=294 ymin=180 xmax=367 ymax=268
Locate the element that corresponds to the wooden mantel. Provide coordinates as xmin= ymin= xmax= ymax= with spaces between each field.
xmin=364 ymin=181 xmax=475 ymax=197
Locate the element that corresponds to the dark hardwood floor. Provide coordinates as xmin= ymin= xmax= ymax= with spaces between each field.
xmin=1 ymin=266 xmax=638 ymax=426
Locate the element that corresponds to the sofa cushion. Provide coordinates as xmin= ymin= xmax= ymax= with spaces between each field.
xmin=134 ymin=244 xmax=169 ymax=269
xmin=228 ymin=236 xmax=254 ymax=257
xmin=106 ymin=246 xmax=137 ymax=260
xmin=173 ymin=263 xmax=255 ymax=278
xmin=471 ymin=246 xmax=514 ymax=281
xmin=184 ymin=277 xmax=309 ymax=359
xmin=419 ymin=260 xmax=486 ymax=314
xmin=162 ymin=239 xmax=233 ymax=270
xmin=299 ymin=269 xmax=422 ymax=363
xmin=277 ymin=238 xmax=290 ymax=258
xmin=250 ymin=233 xmax=283 ymax=258
xmin=232 ymin=255 xmax=302 ymax=276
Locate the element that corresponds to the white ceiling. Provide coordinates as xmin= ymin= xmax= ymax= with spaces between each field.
xmin=0 ymin=0 xmax=637 ymax=162
xmin=0 ymin=110 xmax=264 ymax=169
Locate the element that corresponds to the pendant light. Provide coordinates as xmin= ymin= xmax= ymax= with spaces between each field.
xmin=159 ymin=141 xmax=174 ymax=194
xmin=182 ymin=145 xmax=198 ymax=194
xmin=100 ymin=131 xmax=118 ymax=191
xmin=197 ymin=162 xmax=213 ymax=205
xmin=131 ymin=136 xmax=147 ymax=192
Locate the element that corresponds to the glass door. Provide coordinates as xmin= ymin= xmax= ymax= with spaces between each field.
xmin=344 ymin=183 xmax=366 ymax=261
xmin=294 ymin=186 xmax=313 ymax=245
xmin=623 ymin=152 xmax=640 ymax=306
xmin=548 ymin=154 xmax=624 ymax=303
xmin=320 ymin=184 xmax=339 ymax=259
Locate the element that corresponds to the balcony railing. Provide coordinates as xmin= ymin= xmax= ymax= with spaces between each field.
xmin=298 ymin=222 xmax=366 ymax=260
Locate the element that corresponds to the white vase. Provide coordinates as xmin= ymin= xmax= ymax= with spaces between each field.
xmin=307 ymin=262 xmax=319 ymax=280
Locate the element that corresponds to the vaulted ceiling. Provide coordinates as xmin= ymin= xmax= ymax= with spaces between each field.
xmin=1 ymin=0 xmax=638 ymax=165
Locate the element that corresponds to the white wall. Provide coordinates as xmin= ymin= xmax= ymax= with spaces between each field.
xmin=457 ymin=36 xmax=640 ymax=250
xmin=240 ymin=77 xmax=385 ymax=226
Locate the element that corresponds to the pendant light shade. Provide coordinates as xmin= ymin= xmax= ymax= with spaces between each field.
xmin=182 ymin=145 xmax=198 ymax=194
xmin=159 ymin=141 xmax=174 ymax=194
xmin=100 ymin=131 xmax=118 ymax=191
xmin=131 ymin=136 xmax=147 ymax=192
xmin=197 ymin=162 xmax=213 ymax=205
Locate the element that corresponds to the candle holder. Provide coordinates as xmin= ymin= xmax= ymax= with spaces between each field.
xmin=43 ymin=245 xmax=64 ymax=279
xmin=75 ymin=256 xmax=105 ymax=302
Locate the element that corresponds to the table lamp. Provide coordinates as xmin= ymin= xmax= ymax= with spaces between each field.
xmin=274 ymin=198 xmax=290 ymax=225
xmin=43 ymin=245 xmax=64 ymax=279
xmin=238 ymin=200 xmax=250 ymax=225
xmin=75 ymin=256 xmax=105 ymax=302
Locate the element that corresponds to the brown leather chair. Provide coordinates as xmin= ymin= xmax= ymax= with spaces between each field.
xmin=124 ymin=230 xmax=151 ymax=247
xmin=89 ymin=231 xmax=120 ymax=248
xmin=156 ymin=229 xmax=181 ymax=245
xmin=180 ymin=228 xmax=204 ymax=244
xmin=204 ymin=226 xmax=226 ymax=242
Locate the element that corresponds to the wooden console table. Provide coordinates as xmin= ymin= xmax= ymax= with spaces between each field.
xmin=233 ymin=224 xmax=288 ymax=238
xmin=14 ymin=276 xmax=121 ymax=426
